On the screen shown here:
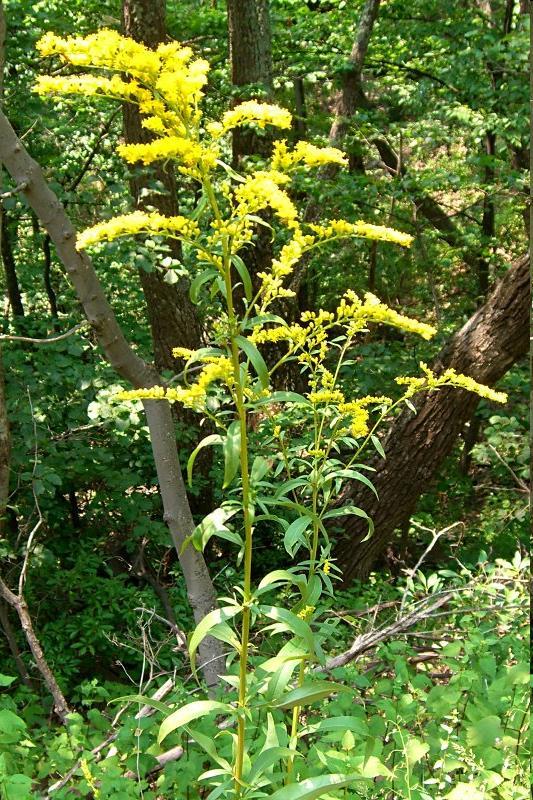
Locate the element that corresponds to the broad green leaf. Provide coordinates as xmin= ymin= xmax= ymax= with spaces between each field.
xmin=0 ymin=675 xmax=15 ymax=687
xmin=2 ymin=774 xmax=32 ymax=800
xmin=405 ymin=737 xmax=430 ymax=766
xmin=158 ymin=700 xmax=232 ymax=744
xmin=189 ymin=605 xmax=242 ymax=673
xmin=274 ymin=681 xmax=350 ymax=711
xmin=187 ymin=434 xmax=223 ymax=486
xmin=250 ymin=455 xmax=272 ymax=484
xmin=235 ymin=335 xmax=269 ymax=389
xmin=445 ymin=784 xmax=486 ymax=800
xmin=269 ymin=773 xmax=362 ymax=800
xmin=466 ymin=715 xmax=503 ymax=748
xmin=223 ymin=420 xmax=241 ymax=488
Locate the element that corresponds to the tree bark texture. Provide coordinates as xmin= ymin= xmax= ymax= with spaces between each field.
xmin=121 ymin=0 xmax=202 ymax=369
xmin=227 ymin=0 xmax=273 ymax=164
xmin=0 ymin=110 xmax=223 ymax=689
xmin=334 ymin=253 xmax=529 ymax=582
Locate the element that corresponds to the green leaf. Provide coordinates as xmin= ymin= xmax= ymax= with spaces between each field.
xmin=269 ymin=773 xmax=362 ymax=800
xmin=284 ymin=516 xmax=313 ymax=557
xmin=158 ymin=701 xmax=232 ymax=744
xmin=223 ymin=420 xmax=241 ymax=488
xmin=257 ymin=569 xmax=307 ymax=596
xmin=405 ymin=737 xmax=430 ymax=766
xmin=322 ymin=505 xmax=374 ymax=542
xmin=2 ymin=774 xmax=32 ymax=800
xmin=445 ymin=784 xmax=486 ymax=800
xmin=370 ymin=434 xmax=385 ymax=458
xmin=248 ymin=746 xmax=296 ymax=782
xmin=235 ymin=335 xmax=269 ymax=389
xmin=0 ymin=675 xmax=15 ymax=688
xmin=190 ymin=267 xmax=218 ymax=303
xmin=187 ymin=434 xmax=224 ymax=486
xmin=108 ymin=694 xmax=171 ymax=715
xmin=255 ymin=391 xmax=311 ymax=406
xmin=274 ymin=681 xmax=351 ymax=711
xmin=328 ymin=469 xmax=378 ymax=498
xmin=189 ymin=605 xmax=242 ymax=673
xmin=466 ymin=716 xmax=503 ymax=748
xmin=259 ymin=605 xmax=315 ymax=655
xmin=301 ymin=716 xmax=368 ymax=738
xmin=192 ymin=506 xmax=241 ymax=551
xmin=250 ymin=455 xmax=272 ymax=484
xmin=231 ymin=254 xmax=253 ymax=302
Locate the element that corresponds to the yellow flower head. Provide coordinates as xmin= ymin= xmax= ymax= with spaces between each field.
xmin=272 ymin=140 xmax=348 ymax=171
xmin=310 ymin=219 xmax=413 ymax=248
xmin=396 ymin=363 xmax=508 ymax=403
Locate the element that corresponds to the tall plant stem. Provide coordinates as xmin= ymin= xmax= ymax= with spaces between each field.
xmin=201 ymin=171 xmax=253 ymax=795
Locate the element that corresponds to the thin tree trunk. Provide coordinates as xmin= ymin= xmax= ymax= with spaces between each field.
xmin=0 ymin=109 xmax=223 ymax=690
xmin=0 ymin=578 xmax=71 ymax=720
xmin=334 ymin=253 xmax=529 ymax=582
xmin=121 ymin=0 xmax=202 ymax=369
xmin=0 ymin=599 xmax=33 ymax=688
xmin=0 ymin=208 xmax=23 ymax=317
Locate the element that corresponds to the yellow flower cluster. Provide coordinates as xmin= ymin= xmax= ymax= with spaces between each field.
xmin=256 ymin=229 xmax=314 ymax=309
xmin=310 ymin=219 xmax=413 ymax=248
xmin=235 ymin=171 xmax=298 ymax=228
xmin=218 ymin=101 xmax=292 ymax=133
xmin=34 ymin=74 xmax=150 ymax=103
xmin=272 ymin=140 xmax=348 ymax=171
xmin=308 ymin=389 xmax=345 ymax=405
xmin=322 ymin=560 xmax=331 ymax=575
xmin=396 ymin=363 xmax=507 ymax=403
xmin=116 ymin=357 xmax=234 ymax=411
xmin=77 ymin=212 xmax=200 ymax=250
xmin=297 ymin=605 xmax=315 ymax=621
xmin=336 ymin=290 xmax=436 ymax=340
xmin=117 ymin=137 xmax=209 ymax=168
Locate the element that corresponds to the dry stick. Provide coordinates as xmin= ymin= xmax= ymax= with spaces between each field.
xmin=0 ymin=322 xmax=86 ymax=344
xmin=0 ymin=577 xmax=71 ymax=722
xmin=321 ymin=591 xmax=454 ymax=671
xmin=0 ymin=109 xmax=223 ymax=690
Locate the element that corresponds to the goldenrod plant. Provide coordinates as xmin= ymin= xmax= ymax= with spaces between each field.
xmin=36 ymin=29 xmax=507 ymax=800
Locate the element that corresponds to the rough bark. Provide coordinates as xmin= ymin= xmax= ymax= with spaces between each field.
xmin=0 ymin=110 xmax=223 ymax=689
xmin=121 ymin=0 xmax=202 ymax=369
xmin=227 ymin=0 xmax=273 ymax=165
xmin=334 ymin=253 xmax=529 ymax=582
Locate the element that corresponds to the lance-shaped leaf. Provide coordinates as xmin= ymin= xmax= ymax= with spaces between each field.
xmin=223 ymin=420 xmax=241 ymax=488
xmin=187 ymin=434 xmax=223 ymax=486
xmin=158 ymin=700 xmax=233 ymax=744
xmin=235 ymin=335 xmax=269 ymax=389
xmin=270 ymin=773 xmax=362 ymax=800
xmin=259 ymin=605 xmax=315 ymax=655
xmin=189 ymin=605 xmax=242 ymax=674
xmin=273 ymin=681 xmax=351 ymax=711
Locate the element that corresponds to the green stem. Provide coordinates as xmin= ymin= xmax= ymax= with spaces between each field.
xmin=202 ymin=170 xmax=254 ymax=796
xmin=286 ymin=661 xmax=306 ymax=782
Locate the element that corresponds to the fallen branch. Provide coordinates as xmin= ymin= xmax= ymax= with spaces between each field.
xmin=321 ymin=591 xmax=453 ymax=671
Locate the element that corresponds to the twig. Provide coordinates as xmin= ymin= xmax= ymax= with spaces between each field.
xmin=0 ymin=322 xmax=86 ymax=345
xmin=0 ymin=180 xmax=27 ymax=198
xmin=18 ymin=389 xmax=42 ymax=596
xmin=487 ymin=443 xmax=530 ymax=492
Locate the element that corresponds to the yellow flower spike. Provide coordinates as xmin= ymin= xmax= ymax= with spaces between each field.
xmin=272 ymin=139 xmax=348 ymax=171
xmin=172 ymin=347 xmax=195 ymax=360
xmin=309 ymin=219 xmax=413 ymax=248
xmin=117 ymin=137 xmax=208 ymax=167
xmin=396 ymin=363 xmax=507 ymax=404
xmin=34 ymin=74 xmax=152 ymax=104
xmin=76 ymin=211 xmax=200 ymax=250
xmin=221 ymin=101 xmax=292 ymax=133
xmin=335 ymin=290 xmax=436 ymax=341
xmin=308 ymin=389 xmax=345 ymax=405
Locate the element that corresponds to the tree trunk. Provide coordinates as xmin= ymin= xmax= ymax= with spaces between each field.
xmin=121 ymin=0 xmax=202 ymax=369
xmin=0 ymin=109 xmax=223 ymax=690
xmin=227 ymin=0 xmax=272 ymax=164
xmin=334 ymin=253 xmax=529 ymax=582
xmin=0 ymin=208 xmax=24 ymax=317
